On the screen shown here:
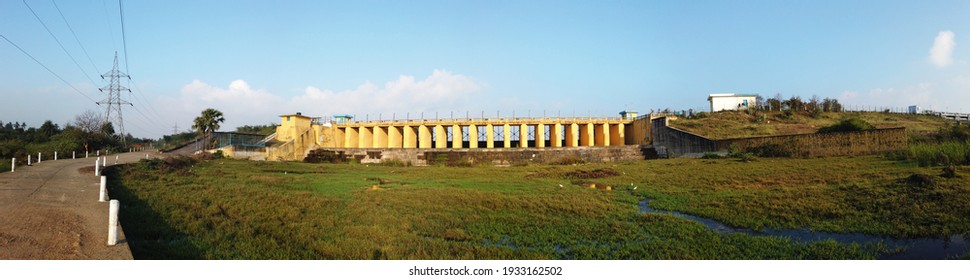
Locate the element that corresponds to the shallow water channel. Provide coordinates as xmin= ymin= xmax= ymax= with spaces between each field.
xmin=638 ymin=199 xmax=969 ymax=259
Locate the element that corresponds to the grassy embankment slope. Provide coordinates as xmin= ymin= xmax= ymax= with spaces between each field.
xmin=668 ymin=111 xmax=947 ymax=139
xmin=108 ymin=154 xmax=970 ymax=259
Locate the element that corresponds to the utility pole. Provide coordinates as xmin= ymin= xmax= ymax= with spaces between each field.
xmin=173 ymin=121 xmax=178 ymax=135
xmin=98 ymin=52 xmax=131 ymax=147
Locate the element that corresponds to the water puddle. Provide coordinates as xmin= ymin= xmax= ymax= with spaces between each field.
xmin=638 ymin=199 xmax=969 ymax=259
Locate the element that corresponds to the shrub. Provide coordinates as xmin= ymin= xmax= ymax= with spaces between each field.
xmin=818 ymin=117 xmax=874 ymax=133
xmin=689 ymin=112 xmax=710 ymax=120
xmin=701 ymin=152 xmax=725 ymax=159
xmin=746 ymin=142 xmax=794 ymax=157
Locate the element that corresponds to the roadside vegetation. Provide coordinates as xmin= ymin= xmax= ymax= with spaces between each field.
xmin=1 ymin=110 xmax=151 ymax=172
xmin=109 ymin=152 xmax=970 ymax=259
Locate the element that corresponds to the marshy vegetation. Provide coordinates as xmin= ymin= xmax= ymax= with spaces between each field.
xmin=108 ymin=152 xmax=970 ymax=259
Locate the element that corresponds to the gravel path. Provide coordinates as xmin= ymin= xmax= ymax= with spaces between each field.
xmin=0 ymin=151 xmax=156 ymax=259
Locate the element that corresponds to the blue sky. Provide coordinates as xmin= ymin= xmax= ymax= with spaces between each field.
xmin=1 ymin=0 xmax=968 ymax=139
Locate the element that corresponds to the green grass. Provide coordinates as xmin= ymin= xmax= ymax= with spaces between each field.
xmin=671 ymin=111 xmax=947 ymax=139
xmin=108 ymin=155 xmax=970 ymax=259
xmin=903 ymin=141 xmax=970 ymax=167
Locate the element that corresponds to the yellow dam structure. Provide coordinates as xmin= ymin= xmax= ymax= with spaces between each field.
xmin=268 ymin=111 xmax=649 ymax=161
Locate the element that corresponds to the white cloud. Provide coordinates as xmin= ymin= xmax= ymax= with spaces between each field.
xmin=290 ymin=69 xmax=484 ymax=116
xmin=929 ymin=31 xmax=956 ymax=68
xmin=153 ymin=70 xmax=484 ymax=135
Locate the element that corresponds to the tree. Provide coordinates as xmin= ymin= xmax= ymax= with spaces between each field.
xmin=39 ymin=120 xmax=60 ymax=140
xmin=193 ymin=108 xmax=225 ymax=150
xmin=73 ymin=110 xmax=103 ymax=133
xmin=101 ymin=122 xmax=115 ymax=136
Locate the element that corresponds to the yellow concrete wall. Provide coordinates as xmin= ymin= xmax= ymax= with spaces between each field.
xmin=452 ymin=125 xmax=463 ymax=148
xmin=486 ymin=124 xmax=495 ymax=148
xmin=469 ymin=124 xmax=478 ymax=148
xmin=579 ymin=124 xmax=591 ymax=146
xmin=374 ymin=126 xmax=388 ymax=148
xmin=332 ymin=126 xmax=344 ymax=148
xmin=435 ymin=125 xmax=447 ymax=148
xmin=610 ymin=123 xmax=624 ymax=146
xmin=419 ymin=125 xmax=432 ymax=148
xmin=503 ymin=124 xmax=511 ymax=148
xmin=551 ymin=123 xmax=562 ymax=147
xmin=593 ymin=124 xmax=609 ymax=146
xmin=536 ymin=124 xmax=545 ymax=148
xmin=403 ymin=126 xmax=417 ymax=148
xmin=388 ymin=126 xmax=403 ymax=148
xmin=566 ymin=123 xmax=578 ymax=147
xmin=345 ymin=127 xmax=359 ymax=148
xmin=360 ymin=126 xmax=373 ymax=148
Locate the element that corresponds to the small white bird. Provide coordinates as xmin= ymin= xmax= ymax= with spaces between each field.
xmin=558 ymin=184 xmax=564 ymax=188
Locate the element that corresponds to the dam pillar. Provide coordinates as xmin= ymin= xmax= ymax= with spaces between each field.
xmin=374 ymin=126 xmax=388 ymax=148
xmin=503 ymin=124 xmax=511 ymax=148
xmin=403 ymin=125 xmax=417 ymax=148
xmin=345 ymin=127 xmax=359 ymax=148
xmin=536 ymin=124 xmax=545 ymax=148
xmin=452 ymin=125 xmax=463 ymax=149
xmin=435 ymin=125 xmax=448 ymax=149
xmin=359 ymin=126 xmax=373 ymax=148
xmin=418 ymin=125 xmax=432 ymax=148
xmin=388 ymin=126 xmax=403 ymax=148
xmin=519 ymin=124 xmax=529 ymax=148
xmin=565 ymin=123 xmax=578 ymax=147
xmin=469 ymin=124 xmax=479 ymax=149
xmin=551 ymin=123 xmax=563 ymax=147
xmin=486 ymin=124 xmax=495 ymax=148
xmin=594 ymin=124 xmax=608 ymax=146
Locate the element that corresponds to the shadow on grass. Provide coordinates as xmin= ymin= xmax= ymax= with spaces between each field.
xmin=104 ymin=167 xmax=203 ymax=259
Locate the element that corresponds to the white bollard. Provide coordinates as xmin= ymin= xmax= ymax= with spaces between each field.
xmin=97 ymin=150 xmax=100 ymax=156
xmin=11 ymin=158 xmax=14 ymax=172
xmin=102 ymin=156 xmax=106 ymax=167
xmin=107 ymin=199 xmax=119 ymax=246
xmin=115 ymin=155 xmax=119 ymax=165
xmin=38 ymin=152 xmax=41 ymax=163
xmin=95 ymin=159 xmax=100 ymax=176
xmin=54 ymin=151 xmax=57 ymax=161
xmin=86 ymin=151 xmax=89 ymax=158
xmin=73 ymin=151 xmax=76 ymax=159
xmin=99 ymin=176 xmax=107 ymax=202
xmin=28 ymin=154 xmax=31 ymax=166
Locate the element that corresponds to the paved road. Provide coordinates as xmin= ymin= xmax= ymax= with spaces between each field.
xmin=0 ymin=151 xmax=157 ymax=259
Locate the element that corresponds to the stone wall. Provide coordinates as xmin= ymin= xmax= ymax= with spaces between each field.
xmin=305 ymin=146 xmax=649 ymax=166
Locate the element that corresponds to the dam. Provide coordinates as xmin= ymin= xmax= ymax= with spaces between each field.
xmin=265 ymin=111 xmax=651 ymax=162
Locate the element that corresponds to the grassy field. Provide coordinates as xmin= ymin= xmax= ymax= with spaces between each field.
xmin=669 ymin=111 xmax=947 ymax=139
xmin=106 ymin=154 xmax=970 ymax=260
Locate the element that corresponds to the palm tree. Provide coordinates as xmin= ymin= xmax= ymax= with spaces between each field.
xmin=192 ymin=108 xmax=225 ymax=150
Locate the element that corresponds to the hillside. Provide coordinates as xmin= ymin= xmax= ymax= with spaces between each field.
xmin=668 ymin=111 xmax=948 ymax=139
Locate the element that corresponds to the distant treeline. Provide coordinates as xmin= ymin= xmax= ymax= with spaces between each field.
xmin=0 ymin=110 xmax=151 ymax=162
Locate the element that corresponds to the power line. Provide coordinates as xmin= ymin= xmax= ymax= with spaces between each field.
xmin=23 ymin=0 xmax=100 ymax=87
xmin=51 ymin=0 xmax=101 ymax=74
xmin=119 ymin=0 xmax=129 ymax=74
xmin=1 ymin=35 xmax=98 ymax=104
xmin=101 ymin=0 xmax=116 ymax=49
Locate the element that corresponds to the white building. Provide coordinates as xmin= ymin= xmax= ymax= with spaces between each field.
xmin=708 ymin=93 xmax=758 ymax=112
